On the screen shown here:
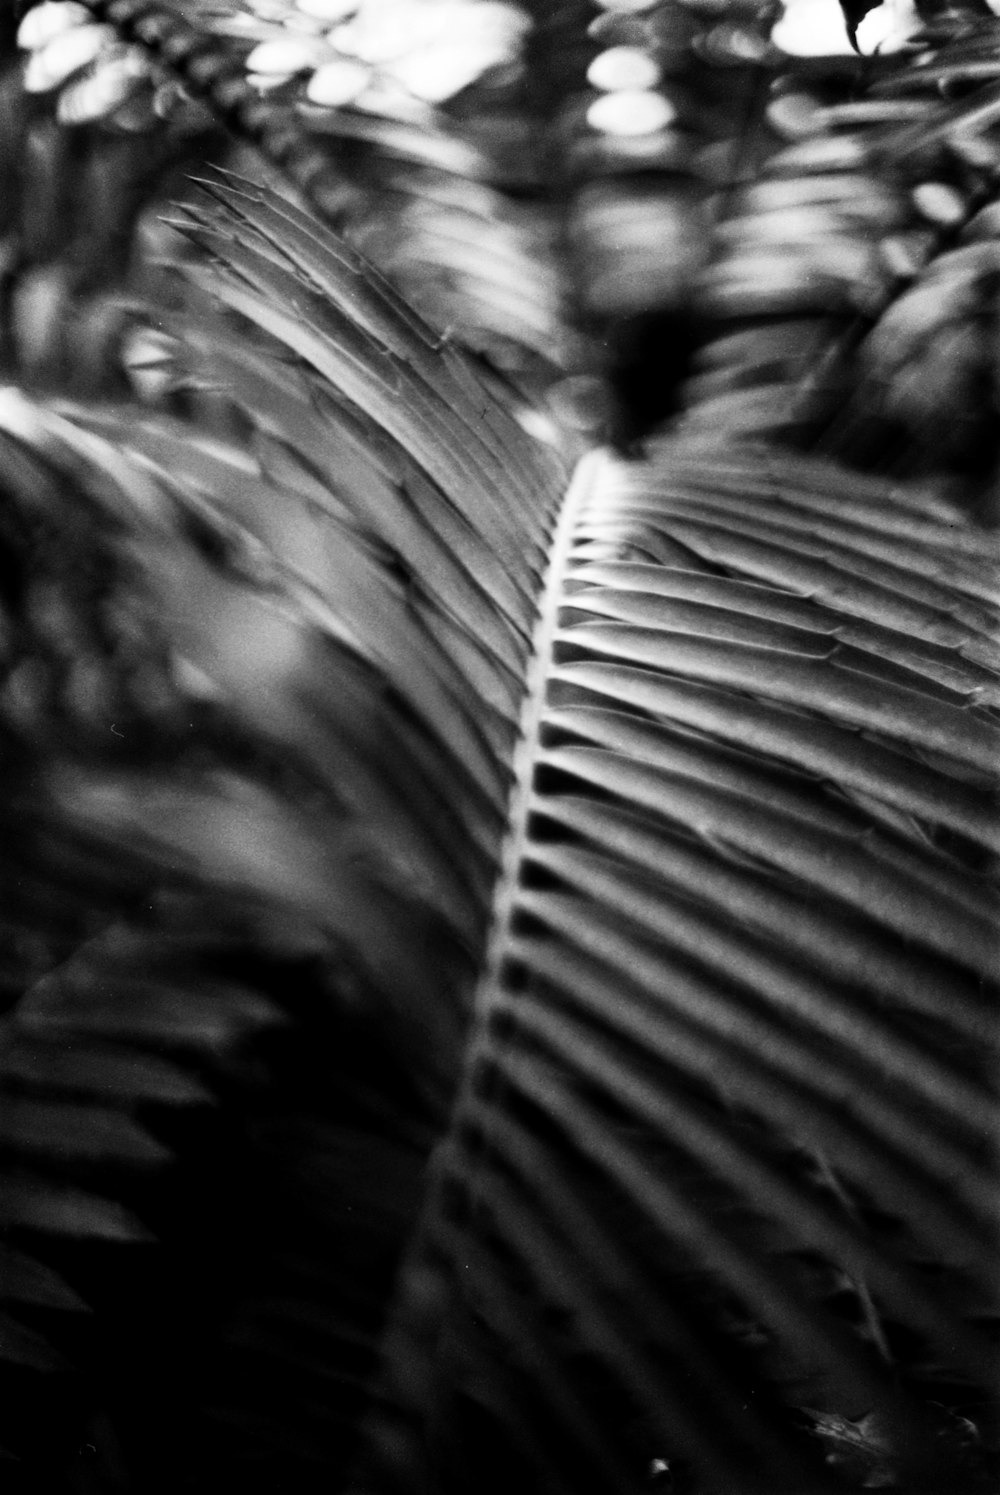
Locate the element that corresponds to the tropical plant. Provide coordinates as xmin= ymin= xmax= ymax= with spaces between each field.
xmin=0 ymin=2 xmax=997 ymax=1493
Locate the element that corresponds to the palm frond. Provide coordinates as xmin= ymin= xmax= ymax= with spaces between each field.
xmin=0 ymin=177 xmax=568 ymax=1488
xmin=36 ymin=179 xmax=987 ymax=1495
xmin=20 ymin=0 xmax=568 ymax=385
xmin=0 ymin=7 xmax=998 ymax=1494
xmin=363 ymin=432 xmax=999 ymax=1494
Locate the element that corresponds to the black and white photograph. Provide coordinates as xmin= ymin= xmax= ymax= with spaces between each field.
xmin=0 ymin=0 xmax=997 ymax=1490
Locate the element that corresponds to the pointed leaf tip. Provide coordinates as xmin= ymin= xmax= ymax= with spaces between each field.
xmin=838 ymin=0 xmax=885 ymax=50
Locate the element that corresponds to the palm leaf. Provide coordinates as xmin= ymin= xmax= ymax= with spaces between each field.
xmin=1 ymin=170 xmax=995 ymax=1492
xmin=23 ymin=0 xmax=568 ymax=387
xmin=361 ymin=434 xmax=998 ymax=1494
xmin=0 ymin=171 xmax=567 ymax=1488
